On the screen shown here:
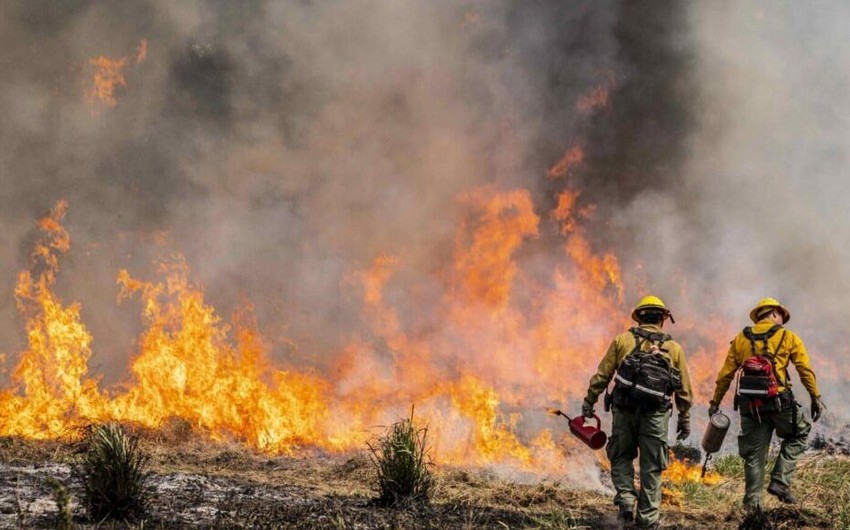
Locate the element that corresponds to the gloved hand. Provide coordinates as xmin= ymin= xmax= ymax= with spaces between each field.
xmin=676 ymin=412 xmax=691 ymax=441
xmin=708 ymin=402 xmax=719 ymax=417
xmin=581 ymin=399 xmax=595 ymax=419
xmin=811 ymin=395 xmax=827 ymax=423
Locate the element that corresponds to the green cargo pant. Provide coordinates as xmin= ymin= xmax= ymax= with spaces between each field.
xmin=606 ymin=406 xmax=669 ymax=526
xmin=737 ymin=401 xmax=811 ymax=509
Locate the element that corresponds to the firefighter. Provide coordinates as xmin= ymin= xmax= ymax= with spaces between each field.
xmin=708 ymin=298 xmax=825 ymax=509
xmin=582 ymin=295 xmax=693 ymax=530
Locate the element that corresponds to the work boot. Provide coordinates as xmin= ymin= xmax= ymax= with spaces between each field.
xmin=767 ymin=480 xmax=796 ymax=504
xmin=617 ymin=507 xmax=634 ymax=528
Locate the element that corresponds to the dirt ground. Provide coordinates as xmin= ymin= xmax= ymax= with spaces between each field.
xmin=0 ymin=433 xmax=845 ymax=530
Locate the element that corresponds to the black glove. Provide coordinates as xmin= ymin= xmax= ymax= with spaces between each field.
xmin=811 ymin=395 xmax=826 ymax=423
xmin=676 ymin=412 xmax=691 ymax=441
xmin=581 ymin=399 xmax=595 ymax=419
xmin=708 ymin=403 xmax=719 ymax=417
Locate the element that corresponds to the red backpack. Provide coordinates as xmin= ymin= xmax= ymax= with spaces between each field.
xmin=734 ymin=324 xmax=787 ymax=417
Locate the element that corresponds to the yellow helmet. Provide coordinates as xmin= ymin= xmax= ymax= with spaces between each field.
xmin=631 ymin=295 xmax=674 ymax=323
xmin=749 ymin=297 xmax=790 ymax=324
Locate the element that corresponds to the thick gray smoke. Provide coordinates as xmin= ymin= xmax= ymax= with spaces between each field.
xmin=0 ymin=0 xmax=622 ymax=376
xmin=0 ymin=0 xmax=847 ymax=433
xmin=684 ymin=3 xmax=850 ymax=420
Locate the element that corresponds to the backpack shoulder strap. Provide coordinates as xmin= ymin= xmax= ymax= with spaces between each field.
xmin=631 ymin=326 xmax=672 ymax=344
xmin=743 ymin=326 xmax=757 ymax=356
xmin=743 ymin=324 xmax=781 ymax=341
xmin=629 ymin=327 xmax=644 ymax=352
xmin=741 ymin=326 xmax=789 ymax=386
xmin=768 ymin=329 xmax=789 ymax=385
xmin=742 ymin=324 xmax=782 ymax=355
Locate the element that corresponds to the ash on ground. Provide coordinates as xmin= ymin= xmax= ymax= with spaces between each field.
xmin=809 ymin=433 xmax=850 ymax=456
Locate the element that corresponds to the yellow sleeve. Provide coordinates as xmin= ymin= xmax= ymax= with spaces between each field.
xmin=584 ymin=338 xmax=622 ymax=405
xmin=711 ymin=340 xmax=741 ymax=406
xmin=673 ymin=345 xmax=693 ymax=414
xmin=788 ymin=334 xmax=821 ymax=397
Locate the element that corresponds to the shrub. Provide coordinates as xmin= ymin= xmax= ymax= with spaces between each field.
xmin=74 ymin=423 xmax=150 ymax=521
xmin=367 ymin=408 xmax=433 ymax=506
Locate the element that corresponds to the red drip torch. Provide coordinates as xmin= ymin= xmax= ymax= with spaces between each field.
xmin=547 ymin=408 xmax=608 ymax=450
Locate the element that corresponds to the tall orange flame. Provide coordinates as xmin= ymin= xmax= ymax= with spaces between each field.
xmin=0 ymin=188 xmax=735 ymax=471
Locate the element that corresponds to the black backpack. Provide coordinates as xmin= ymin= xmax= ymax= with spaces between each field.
xmin=608 ymin=327 xmax=683 ymax=411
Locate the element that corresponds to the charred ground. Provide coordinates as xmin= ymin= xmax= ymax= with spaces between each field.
xmin=0 ymin=427 xmax=847 ymax=530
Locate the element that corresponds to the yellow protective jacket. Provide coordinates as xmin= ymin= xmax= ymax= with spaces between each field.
xmin=584 ymin=324 xmax=693 ymax=414
xmin=710 ymin=318 xmax=821 ymax=406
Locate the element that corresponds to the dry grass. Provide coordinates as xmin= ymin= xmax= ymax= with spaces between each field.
xmin=794 ymin=457 xmax=850 ymax=529
xmin=0 ymin=432 xmax=848 ymax=529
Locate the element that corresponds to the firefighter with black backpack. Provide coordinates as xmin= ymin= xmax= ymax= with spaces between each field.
xmin=582 ymin=295 xmax=693 ymax=530
xmin=708 ymin=297 xmax=826 ymax=510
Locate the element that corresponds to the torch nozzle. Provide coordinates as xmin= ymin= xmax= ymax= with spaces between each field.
xmin=701 ymin=453 xmax=713 ymax=478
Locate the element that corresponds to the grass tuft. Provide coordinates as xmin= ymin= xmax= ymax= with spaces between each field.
xmin=711 ymin=453 xmax=744 ymax=477
xmin=47 ymin=477 xmax=73 ymax=530
xmin=74 ymin=422 xmax=151 ymax=521
xmin=367 ymin=407 xmax=433 ymax=506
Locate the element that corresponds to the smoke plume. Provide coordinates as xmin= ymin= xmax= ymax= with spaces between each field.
xmin=0 ymin=0 xmax=847 ymax=460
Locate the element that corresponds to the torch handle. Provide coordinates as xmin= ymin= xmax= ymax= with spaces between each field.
xmin=701 ymin=453 xmax=712 ymax=478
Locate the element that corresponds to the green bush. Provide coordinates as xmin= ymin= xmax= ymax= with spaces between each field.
xmin=74 ymin=423 xmax=150 ymax=521
xmin=367 ymin=409 xmax=433 ymax=506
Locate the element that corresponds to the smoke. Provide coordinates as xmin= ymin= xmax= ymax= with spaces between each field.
xmin=0 ymin=0 xmax=620 ymax=372
xmin=0 ymin=0 xmax=847 ymax=454
xmin=679 ymin=3 xmax=850 ymax=424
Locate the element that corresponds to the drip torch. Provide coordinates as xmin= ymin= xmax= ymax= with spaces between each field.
xmin=547 ymin=408 xmax=608 ymax=450
xmin=700 ymin=410 xmax=731 ymax=477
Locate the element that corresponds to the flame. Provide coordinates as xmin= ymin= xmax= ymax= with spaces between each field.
xmin=662 ymin=456 xmax=721 ymax=506
xmin=0 ymin=201 xmax=107 ymax=438
xmin=577 ymin=84 xmax=611 ymax=113
xmin=86 ymin=39 xmax=147 ymax=113
xmin=453 ymin=187 xmax=539 ymax=311
xmin=548 ymin=145 xmax=585 ymax=179
xmin=110 ymin=259 xmax=331 ymax=453
xmin=0 ymin=169 xmax=736 ymax=473
xmin=0 ymin=135 xmax=738 ymax=473
xmin=0 ymin=53 xmax=794 ymax=489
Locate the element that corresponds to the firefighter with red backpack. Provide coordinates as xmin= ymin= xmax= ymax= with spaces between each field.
xmin=708 ymin=298 xmax=826 ymax=509
xmin=582 ymin=295 xmax=693 ymax=530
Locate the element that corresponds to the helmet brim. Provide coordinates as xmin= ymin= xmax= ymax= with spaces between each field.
xmin=631 ymin=305 xmax=673 ymax=323
xmin=749 ymin=305 xmax=790 ymax=324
